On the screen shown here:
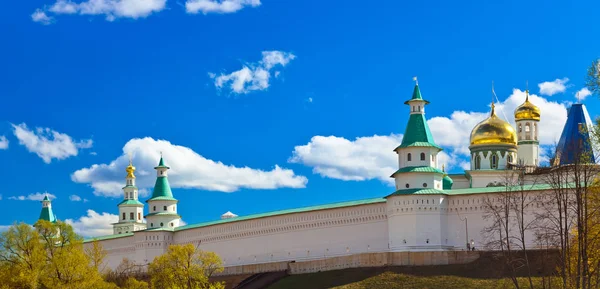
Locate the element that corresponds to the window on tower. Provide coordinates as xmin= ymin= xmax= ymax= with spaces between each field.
xmin=122 ymin=213 xmax=126 ymax=220
xmin=491 ymin=155 xmax=498 ymax=169
xmin=160 ymin=222 xmax=164 ymax=227
xmin=475 ymin=155 xmax=481 ymax=169
xmin=153 ymin=206 xmax=156 ymax=212
xmin=138 ymin=213 xmax=141 ymax=220
xmin=130 ymin=212 xmax=134 ymax=220
xmin=420 ymin=153 xmax=425 ymax=161
xmin=164 ymin=206 xmax=167 ymax=211
xmin=407 ymin=153 xmax=412 ymax=161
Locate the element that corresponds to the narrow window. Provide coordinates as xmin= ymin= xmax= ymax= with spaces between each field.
xmin=492 ymin=155 xmax=498 ymax=169
xmin=407 ymin=153 xmax=412 ymax=161
xmin=420 ymin=152 xmax=425 ymax=161
xmin=130 ymin=212 xmax=134 ymax=220
xmin=138 ymin=212 xmax=141 ymax=220
xmin=475 ymin=155 xmax=481 ymax=169
xmin=151 ymin=223 xmax=153 ymax=227
xmin=153 ymin=206 xmax=156 ymax=211
xmin=122 ymin=213 xmax=126 ymax=220
xmin=525 ymin=123 xmax=530 ymax=132
xmin=519 ymin=124 xmax=522 ymax=132
xmin=164 ymin=206 xmax=167 ymax=211
xmin=507 ymin=154 xmax=513 ymax=163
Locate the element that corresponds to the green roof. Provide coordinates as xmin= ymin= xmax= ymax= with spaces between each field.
xmin=404 ymin=84 xmax=429 ymax=104
xmin=387 ymin=188 xmax=447 ymax=197
xmin=84 ymin=233 xmax=133 ymax=243
xmin=396 ymin=113 xmax=441 ymax=150
xmin=42 ymin=195 xmax=50 ymax=201
xmin=38 ymin=206 xmax=56 ymax=223
xmin=118 ymin=199 xmax=144 ymax=206
xmin=122 ymin=185 xmax=138 ymax=189
xmin=444 ymin=183 xmax=559 ymax=195
xmin=144 ymin=227 xmax=175 ymax=232
xmin=146 ymin=196 xmax=178 ymax=202
xmin=443 ymin=175 xmax=454 ymax=190
xmin=391 ymin=166 xmax=444 ymax=177
xmin=176 ymin=197 xmax=386 ymax=232
xmin=154 ymin=157 xmax=170 ymax=169
xmin=148 ymin=175 xmax=175 ymax=201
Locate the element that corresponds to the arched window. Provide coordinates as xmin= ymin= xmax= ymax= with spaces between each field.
xmin=475 ymin=155 xmax=481 ymax=169
xmin=151 ymin=223 xmax=153 ymax=227
xmin=519 ymin=124 xmax=522 ymax=133
xmin=507 ymin=154 xmax=513 ymax=163
xmin=130 ymin=212 xmax=134 ymax=220
xmin=153 ymin=206 xmax=156 ymax=212
xmin=525 ymin=123 xmax=530 ymax=132
xmin=407 ymin=153 xmax=412 ymax=161
xmin=163 ymin=206 xmax=167 ymax=211
xmin=122 ymin=213 xmax=126 ymax=220
xmin=491 ymin=155 xmax=498 ymax=169
xmin=420 ymin=152 xmax=426 ymax=161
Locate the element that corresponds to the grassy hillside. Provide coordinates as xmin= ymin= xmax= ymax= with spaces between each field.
xmin=268 ymin=269 xmax=558 ymax=289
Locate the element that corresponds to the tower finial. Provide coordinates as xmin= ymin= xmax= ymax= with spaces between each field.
xmin=413 ymin=76 xmax=418 ymax=86
xmin=442 ymin=164 xmax=445 ymax=173
xmin=576 ymin=91 xmax=581 ymax=104
xmin=526 ymin=81 xmax=530 ymax=101
xmin=128 ymin=152 xmax=132 ymax=166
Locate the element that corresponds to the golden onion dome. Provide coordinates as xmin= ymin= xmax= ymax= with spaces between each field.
xmin=126 ymin=159 xmax=136 ymax=179
xmin=514 ymin=90 xmax=540 ymax=121
xmin=470 ymin=103 xmax=517 ymax=146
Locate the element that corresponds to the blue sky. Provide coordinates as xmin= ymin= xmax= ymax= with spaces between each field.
xmin=1 ymin=0 xmax=599 ymax=236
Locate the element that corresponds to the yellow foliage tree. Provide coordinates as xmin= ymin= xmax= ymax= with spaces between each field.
xmin=0 ymin=223 xmax=46 ymax=289
xmin=148 ymin=244 xmax=225 ymax=289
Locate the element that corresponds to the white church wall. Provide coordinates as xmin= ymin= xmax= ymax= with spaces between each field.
xmin=447 ymin=174 xmax=470 ymax=189
xmin=173 ymin=202 xmax=388 ymax=267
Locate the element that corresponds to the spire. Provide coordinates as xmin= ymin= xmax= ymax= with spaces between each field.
xmin=38 ymin=194 xmax=56 ymax=223
xmin=554 ymin=103 xmax=598 ymax=165
xmin=148 ymin=156 xmax=175 ymax=201
xmin=396 ymin=81 xmax=440 ymax=150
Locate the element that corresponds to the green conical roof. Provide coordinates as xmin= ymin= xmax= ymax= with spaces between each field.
xmin=404 ymin=84 xmax=429 ymax=104
xmin=154 ymin=156 xmax=170 ymax=169
xmin=42 ymin=195 xmax=50 ymax=201
xmin=38 ymin=204 xmax=56 ymax=223
xmin=396 ymin=113 xmax=441 ymax=150
xmin=148 ymin=158 xmax=176 ymax=202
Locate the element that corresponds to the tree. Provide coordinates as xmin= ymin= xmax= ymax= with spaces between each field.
xmin=586 ymin=59 xmax=600 ymax=96
xmin=0 ymin=222 xmax=46 ymax=289
xmin=122 ymin=277 xmax=149 ymax=289
xmin=148 ymin=244 xmax=225 ymax=289
xmin=86 ymin=240 xmax=108 ymax=274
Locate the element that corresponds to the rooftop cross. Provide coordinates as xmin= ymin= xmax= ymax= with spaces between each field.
xmin=413 ymin=76 xmax=418 ymax=86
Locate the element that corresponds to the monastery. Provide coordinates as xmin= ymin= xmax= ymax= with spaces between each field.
xmin=37 ymin=83 xmax=597 ymax=273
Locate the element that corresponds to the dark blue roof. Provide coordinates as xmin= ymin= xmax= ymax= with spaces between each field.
xmin=554 ymin=104 xmax=597 ymax=165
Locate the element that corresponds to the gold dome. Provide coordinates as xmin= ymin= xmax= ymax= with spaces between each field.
xmin=470 ymin=103 xmax=518 ymax=146
xmin=514 ymin=90 xmax=540 ymax=121
xmin=126 ymin=159 xmax=136 ymax=179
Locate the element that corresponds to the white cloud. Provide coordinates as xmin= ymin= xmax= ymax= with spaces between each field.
xmin=12 ymin=123 xmax=93 ymax=164
xmin=0 ymin=136 xmax=8 ymax=150
xmin=72 ymin=137 xmax=307 ymax=197
xmin=9 ymin=193 xmax=56 ymax=201
xmin=211 ymin=51 xmax=295 ymax=94
xmin=31 ymin=9 xmax=54 ymax=25
xmin=186 ymin=0 xmax=260 ymax=14
xmin=289 ymin=135 xmax=401 ymax=183
xmin=69 ymin=195 xmax=82 ymax=201
xmin=307 ymin=97 xmax=313 ymax=103
xmin=538 ymin=78 xmax=569 ymax=96
xmin=36 ymin=0 xmax=166 ymax=22
xmin=65 ymin=210 xmax=117 ymax=237
xmin=288 ymin=134 xmax=465 ymax=184
xmin=577 ymin=87 xmax=592 ymax=101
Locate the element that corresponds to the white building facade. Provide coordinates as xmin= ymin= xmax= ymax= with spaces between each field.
xmin=81 ymin=83 xmax=567 ymax=272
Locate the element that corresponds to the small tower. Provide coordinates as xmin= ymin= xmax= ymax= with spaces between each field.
xmin=145 ymin=156 xmax=181 ymax=229
xmin=514 ymin=89 xmax=541 ymax=166
xmin=113 ymin=157 xmax=146 ymax=235
xmin=38 ymin=194 xmax=56 ymax=223
xmin=390 ymin=81 xmax=445 ymax=191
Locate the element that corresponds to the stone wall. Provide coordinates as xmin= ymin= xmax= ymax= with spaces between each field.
xmin=217 ymin=251 xmax=480 ymax=276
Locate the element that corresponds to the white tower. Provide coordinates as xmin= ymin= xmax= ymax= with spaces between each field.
xmin=145 ymin=156 xmax=181 ymax=229
xmin=113 ymin=158 xmax=146 ymax=234
xmin=514 ymin=89 xmax=541 ymax=166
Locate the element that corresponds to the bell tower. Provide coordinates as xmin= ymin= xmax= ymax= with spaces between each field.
xmin=113 ymin=156 xmax=146 ymax=234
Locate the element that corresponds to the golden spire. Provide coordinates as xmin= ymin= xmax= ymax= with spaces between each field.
xmin=126 ymin=153 xmax=136 ymax=179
